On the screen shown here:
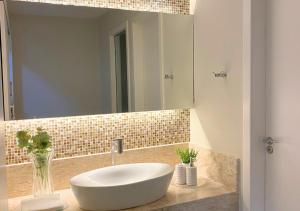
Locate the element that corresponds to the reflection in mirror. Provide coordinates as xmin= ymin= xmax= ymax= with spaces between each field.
xmin=1 ymin=1 xmax=194 ymax=120
xmin=114 ymin=30 xmax=129 ymax=113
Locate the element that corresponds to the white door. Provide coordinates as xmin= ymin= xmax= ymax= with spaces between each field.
xmin=265 ymin=1 xmax=300 ymax=210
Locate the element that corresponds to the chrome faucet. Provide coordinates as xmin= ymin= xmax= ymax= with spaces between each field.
xmin=111 ymin=139 xmax=123 ymax=165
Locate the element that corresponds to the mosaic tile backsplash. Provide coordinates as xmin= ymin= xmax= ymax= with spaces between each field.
xmin=5 ymin=109 xmax=190 ymax=165
xmin=13 ymin=0 xmax=190 ymax=14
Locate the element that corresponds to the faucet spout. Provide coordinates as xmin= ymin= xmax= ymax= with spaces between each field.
xmin=111 ymin=139 xmax=123 ymax=165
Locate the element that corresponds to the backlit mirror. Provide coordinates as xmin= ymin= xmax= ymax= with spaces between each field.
xmin=1 ymin=1 xmax=194 ymax=120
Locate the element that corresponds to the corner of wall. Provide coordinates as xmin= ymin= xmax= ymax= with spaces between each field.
xmin=189 ymin=0 xmax=197 ymax=15
xmin=191 ymin=0 xmax=243 ymax=159
xmin=190 ymin=108 xmax=211 ymax=149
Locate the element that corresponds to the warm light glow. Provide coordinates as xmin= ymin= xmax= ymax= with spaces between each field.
xmin=11 ymin=0 xmax=190 ymax=14
xmin=5 ymin=109 xmax=190 ymax=165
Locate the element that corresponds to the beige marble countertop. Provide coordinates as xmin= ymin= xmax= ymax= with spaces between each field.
xmin=8 ymin=177 xmax=236 ymax=211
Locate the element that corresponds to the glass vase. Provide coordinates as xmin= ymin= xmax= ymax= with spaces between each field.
xmin=30 ymin=149 xmax=54 ymax=198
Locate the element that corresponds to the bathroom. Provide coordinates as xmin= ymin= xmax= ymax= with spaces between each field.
xmin=1 ymin=0 xmax=299 ymax=211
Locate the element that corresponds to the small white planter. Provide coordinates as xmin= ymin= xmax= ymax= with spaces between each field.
xmin=174 ymin=164 xmax=187 ymax=185
xmin=186 ymin=166 xmax=197 ymax=186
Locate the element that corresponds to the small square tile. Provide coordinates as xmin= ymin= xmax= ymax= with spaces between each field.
xmin=12 ymin=0 xmax=190 ymax=14
xmin=5 ymin=109 xmax=190 ymax=164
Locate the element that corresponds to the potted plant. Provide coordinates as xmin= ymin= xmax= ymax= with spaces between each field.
xmin=175 ymin=148 xmax=198 ymax=185
xmin=188 ymin=149 xmax=198 ymax=166
xmin=176 ymin=148 xmax=189 ymax=165
xmin=16 ymin=127 xmax=54 ymax=198
xmin=176 ymin=148 xmax=198 ymax=165
xmin=185 ymin=149 xmax=198 ymax=186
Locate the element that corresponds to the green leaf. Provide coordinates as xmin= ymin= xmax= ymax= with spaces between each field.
xmin=16 ymin=128 xmax=52 ymax=152
xmin=176 ymin=148 xmax=198 ymax=164
xmin=16 ymin=131 xmax=31 ymax=148
xmin=176 ymin=148 xmax=190 ymax=164
xmin=33 ymin=128 xmax=51 ymax=150
xmin=189 ymin=149 xmax=198 ymax=162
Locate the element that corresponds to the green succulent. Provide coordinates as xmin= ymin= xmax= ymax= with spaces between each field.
xmin=189 ymin=149 xmax=198 ymax=163
xmin=176 ymin=148 xmax=198 ymax=164
xmin=176 ymin=148 xmax=190 ymax=164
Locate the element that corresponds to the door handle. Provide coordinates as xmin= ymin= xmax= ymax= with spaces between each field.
xmin=263 ymin=137 xmax=279 ymax=154
xmin=263 ymin=137 xmax=280 ymax=145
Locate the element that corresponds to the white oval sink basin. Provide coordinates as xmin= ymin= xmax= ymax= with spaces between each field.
xmin=70 ymin=163 xmax=174 ymax=211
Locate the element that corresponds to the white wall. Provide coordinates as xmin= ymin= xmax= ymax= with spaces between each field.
xmin=97 ymin=10 xmax=163 ymax=112
xmin=162 ymin=14 xmax=193 ymax=110
xmin=138 ymin=14 xmax=161 ymax=110
xmin=191 ymin=1 xmax=266 ymax=210
xmin=131 ymin=14 xmax=162 ymax=111
xmin=98 ymin=10 xmax=194 ymax=112
xmin=191 ymin=0 xmax=243 ymax=158
xmin=11 ymin=10 xmax=194 ymax=118
xmin=97 ymin=10 xmax=138 ymax=113
xmin=11 ymin=14 xmax=107 ymax=119
xmin=131 ymin=19 xmax=145 ymax=111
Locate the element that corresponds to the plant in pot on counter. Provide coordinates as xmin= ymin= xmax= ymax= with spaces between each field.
xmin=176 ymin=148 xmax=198 ymax=165
xmin=175 ymin=148 xmax=199 ymax=185
xmin=16 ymin=127 xmax=54 ymax=197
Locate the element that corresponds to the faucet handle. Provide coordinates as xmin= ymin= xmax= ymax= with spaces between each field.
xmin=112 ymin=139 xmax=123 ymax=154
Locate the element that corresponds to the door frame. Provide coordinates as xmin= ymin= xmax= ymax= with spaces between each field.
xmin=158 ymin=14 xmax=165 ymax=110
xmin=109 ymin=21 xmax=132 ymax=113
xmin=0 ymin=1 xmax=12 ymax=120
xmin=242 ymin=0 xmax=267 ymax=210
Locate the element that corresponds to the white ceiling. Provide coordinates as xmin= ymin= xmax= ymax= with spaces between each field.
xmin=8 ymin=1 xmax=110 ymax=19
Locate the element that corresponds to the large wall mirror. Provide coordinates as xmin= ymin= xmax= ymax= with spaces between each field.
xmin=0 ymin=1 xmax=194 ymax=120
